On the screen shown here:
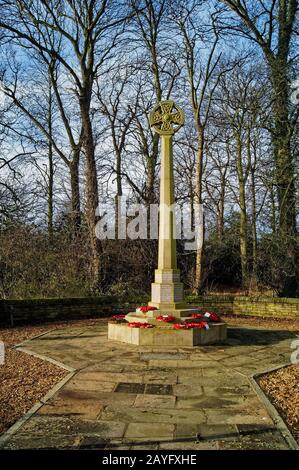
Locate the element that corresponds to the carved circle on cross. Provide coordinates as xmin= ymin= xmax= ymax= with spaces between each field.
xmin=149 ymin=100 xmax=185 ymax=135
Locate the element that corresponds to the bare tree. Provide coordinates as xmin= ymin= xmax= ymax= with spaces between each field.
xmin=130 ymin=0 xmax=181 ymax=205
xmin=219 ymin=0 xmax=299 ymax=292
xmin=216 ymin=64 xmax=267 ymax=286
xmin=0 ymin=0 xmax=133 ymax=291
xmin=171 ymin=1 xmax=235 ymax=293
xmin=96 ymin=63 xmax=141 ymax=232
xmin=205 ymin=136 xmax=231 ymax=241
xmin=0 ymin=59 xmax=82 ymax=232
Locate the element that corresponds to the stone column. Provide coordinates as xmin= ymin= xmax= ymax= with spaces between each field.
xmin=149 ymin=100 xmax=186 ymax=312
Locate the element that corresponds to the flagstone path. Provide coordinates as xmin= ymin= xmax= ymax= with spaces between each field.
xmin=1 ymin=323 xmax=298 ymax=450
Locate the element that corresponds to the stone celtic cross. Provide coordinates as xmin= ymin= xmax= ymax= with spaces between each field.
xmin=148 ymin=100 xmax=187 ymax=313
xmin=149 ymin=100 xmax=184 ymax=135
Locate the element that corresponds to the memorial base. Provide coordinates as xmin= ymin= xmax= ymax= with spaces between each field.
xmin=108 ymin=322 xmax=227 ymax=347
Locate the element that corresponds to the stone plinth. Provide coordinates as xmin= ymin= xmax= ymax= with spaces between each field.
xmin=108 ymin=322 xmax=227 ymax=347
xmin=124 ymin=309 xmax=199 ymax=324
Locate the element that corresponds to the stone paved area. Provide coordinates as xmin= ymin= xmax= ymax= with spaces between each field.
xmin=2 ymin=323 xmax=298 ymax=450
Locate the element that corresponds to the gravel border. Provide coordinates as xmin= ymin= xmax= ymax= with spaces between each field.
xmin=0 ymin=339 xmax=76 ymax=449
xmin=252 ymin=363 xmax=299 ymax=450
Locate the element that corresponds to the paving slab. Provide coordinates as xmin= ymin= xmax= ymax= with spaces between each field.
xmin=176 ymin=395 xmax=252 ymax=409
xmin=60 ymin=381 xmax=117 ymax=396
xmin=101 ymin=405 xmax=207 ymax=424
xmin=1 ymin=323 xmax=296 ymax=450
xmin=217 ymin=430 xmax=289 ymax=450
xmin=134 ymin=394 xmax=176 ymax=408
xmin=37 ymin=397 xmax=104 ymax=420
xmin=159 ymin=440 xmax=219 ymax=450
xmin=62 ymin=378 xmax=117 ymax=393
xmin=173 ymin=384 xmax=204 ymax=397
xmin=202 ymin=385 xmax=253 ymax=396
xmin=124 ymin=422 xmax=175 ymax=442
xmin=3 ymin=434 xmax=82 ymax=450
xmin=142 ymin=371 xmax=178 ymax=384
xmin=16 ymin=415 xmax=126 ymax=439
xmin=197 ymin=424 xmax=238 ymax=440
xmin=205 ymin=408 xmax=274 ymax=426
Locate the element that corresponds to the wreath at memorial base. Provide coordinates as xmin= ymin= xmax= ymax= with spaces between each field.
xmin=203 ymin=311 xmax=221 ymax=322
xmin=127 ymin=322 xmax=154 ymax=329
xmin=191 ymin=311 xmax=222 ymax=322
xmin=173 ymin=321 xmax=209 ymax=330
xmin=156 ymin=315 xmax=176 ymax=323
xmin=136 ymin=306 xmax=158 ymax=313
xmin=191 ymin=313 xmax=204 ymax=320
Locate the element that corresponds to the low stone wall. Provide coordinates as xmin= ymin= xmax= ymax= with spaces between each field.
xmin=0 ymin=295 xmax=298 ymax=326
xmin=0 ymin=296 xmax=118 ymax=326
xmin=191 ymin=296 xmax=299 ymax=320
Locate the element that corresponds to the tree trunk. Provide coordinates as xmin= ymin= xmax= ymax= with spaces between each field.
xmin=115 ymin=148 xmax=122 ymax=237
xmin=236 ymin=135 xmax=248 ymax=287
xmin=269 ymin=3 xmax=298 ymax=295
xmin=69 ymin=155 xmax=81 ymax=232
xmin=251 ymin=168 xmax=257 ymax=281
xmin=80 ymin=95 xmax=103 ymax=292
xmin=217 ymin=192 xmax=224 ymax=240
xmin=48 ymin=140 xmax=54 ymax=243
xmin=47 ymin=80 xmax=54 ymax=243
xmin=189 ymin=175 xmax=194 ymax=231
xmin=248 ymin=130 xmax=258 ymax=285
xmin=271 ymin=64 xmax=296 ymax=236
xmin=270 ymin=56 xmax=298 ymax=296
xmin=193 ymin=125 xmax=204 ymax=294
xmin=269 ymin=183 xmax=277 ymax=233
